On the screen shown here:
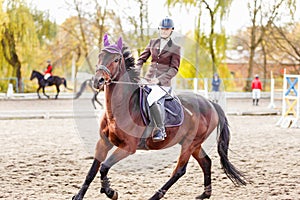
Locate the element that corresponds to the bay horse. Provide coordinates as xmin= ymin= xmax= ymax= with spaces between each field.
xmin=30 ymin=70 xmax=71 ymax=99
xmin=72 ymin=36 xmax=247 ymax=200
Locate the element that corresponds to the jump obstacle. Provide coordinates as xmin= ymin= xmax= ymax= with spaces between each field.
xmin=276 ymin=72 xmax=300 ymax=128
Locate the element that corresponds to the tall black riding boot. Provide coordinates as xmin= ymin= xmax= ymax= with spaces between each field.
xmin=256 ymin=99 xmax=259 ymax=106
xmin=149 ymin=102 xmax=166 ymax=142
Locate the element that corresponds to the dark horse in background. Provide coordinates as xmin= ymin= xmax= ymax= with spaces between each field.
xmin=74 ymin=78 xmax=104 ymax=109
xmin=30 ymin=70 xmax=72 ymax=99
xmin=72 ymin=36 xmax=247 ymax=200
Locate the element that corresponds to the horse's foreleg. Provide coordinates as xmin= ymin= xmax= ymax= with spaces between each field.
xmin=37 ymin=87 xmax=41 ymax=99
xmin=100 ymin=147 xmax=135 ymax=200
xmin=72 ymin=159 xmax=101 ymax=200
xmin=192 ymin=148 xmax=212 ymax=200
xmin=91 ymin=93 xmax=97 ymax=109
xmin=94 ymin=93 xmax=103 ymax=109
xmin=73 ymin=137 xmax=113 ymax=200
xmin=42 ymin=87 xmax=49 ymax=99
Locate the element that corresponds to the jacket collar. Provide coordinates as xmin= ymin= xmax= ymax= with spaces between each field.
xmin=154 ymin=38 xmax=173 ymax=55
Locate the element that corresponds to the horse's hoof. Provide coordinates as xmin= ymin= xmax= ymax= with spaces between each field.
xmin=111 ymin=191 xmax=118 ymax=200
xmin=195 ymin=192 xmax=211 ymax=199
xmin=101 ymin=188 xmax=118 ymax=200
xmin=72 ymin=194 xmax=82 ymax=200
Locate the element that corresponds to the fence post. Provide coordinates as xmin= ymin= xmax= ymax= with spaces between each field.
xmin=193 ymin=78 xmax=198 ymax=93
xmin=6 ymin=83 xmax=14 ymax=98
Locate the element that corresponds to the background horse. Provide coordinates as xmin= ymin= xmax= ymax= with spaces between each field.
xmin=30 ymin=70 xmax=72 ymax=99
xmin=74 ymin=78 xmax=104 ymax=109
xmin=73 ymin=37 xmax=247 ymax=200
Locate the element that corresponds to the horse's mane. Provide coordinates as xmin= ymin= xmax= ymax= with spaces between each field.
xmin=122 ymin=45 xmax=140 ymax=83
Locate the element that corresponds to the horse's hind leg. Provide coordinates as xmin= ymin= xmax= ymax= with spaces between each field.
xmin=149 ymin=147 xmax=192 ymax=200
xmin=55 ymin=85 xmax=60 ymax=99
xmin=192 ymin=147 xmax=212 ymax=200
xmin=73 ymin=136 xmax=113 ymax=200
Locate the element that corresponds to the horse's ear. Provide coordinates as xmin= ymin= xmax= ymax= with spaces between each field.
xmin=103 ymin=33 xmax=110 ymax=47
xmin=117 ymin=37 xmax=123 ymax=51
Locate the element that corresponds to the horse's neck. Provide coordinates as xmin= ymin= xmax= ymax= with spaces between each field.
xmin=104 ymin=74 xmax=135 ymax=121
xmin=35 ymin=71 xmax=43 ymax=79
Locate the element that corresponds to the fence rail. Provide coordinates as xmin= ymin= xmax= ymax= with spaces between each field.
xmin=0 ymin=77 xmax=284 ymax=93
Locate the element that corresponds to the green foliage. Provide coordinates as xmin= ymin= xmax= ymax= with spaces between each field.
xmin=0 ymin=0 xmax=57 ymax=92
xmin=31 ymin=9 xmax=57 ymax=45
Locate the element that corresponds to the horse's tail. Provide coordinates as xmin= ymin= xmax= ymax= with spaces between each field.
xmin=62 ymin=78 xmax=73 ymax=90
xmin=74 ymin=79 xmax=89 ymax=99
xmin=212 ymin=102 xmax=247 ymax=186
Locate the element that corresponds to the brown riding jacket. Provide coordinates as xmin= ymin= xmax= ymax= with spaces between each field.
xmin=136 ymin=38 xmax=181 ymax=87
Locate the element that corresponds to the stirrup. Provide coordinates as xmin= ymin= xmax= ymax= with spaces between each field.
xmin=152 ymin=129 xmax=166 ymax=142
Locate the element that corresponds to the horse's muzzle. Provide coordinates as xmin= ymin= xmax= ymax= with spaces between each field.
xmin=93 ymin=75 xmax=105 ymax=89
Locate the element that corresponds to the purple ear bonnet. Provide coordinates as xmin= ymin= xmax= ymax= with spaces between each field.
xmin=103 ymin=33 xmax=110 ymax=47
xmin=103 ymin=34 xmax=123 ymax=55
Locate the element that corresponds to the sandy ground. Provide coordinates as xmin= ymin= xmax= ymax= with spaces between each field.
xmin=0 ymin=98 xmax=299 ymax=200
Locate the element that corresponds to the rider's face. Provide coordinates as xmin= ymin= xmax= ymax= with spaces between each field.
xmin=159 ymin=28 xmax=172 ymax=39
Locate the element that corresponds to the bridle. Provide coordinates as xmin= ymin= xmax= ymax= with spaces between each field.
xmin=95 ymin=49 xmax=123 ymax=84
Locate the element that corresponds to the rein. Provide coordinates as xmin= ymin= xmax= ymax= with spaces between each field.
xmin=109 ymin=80 xmax=153 ymax=86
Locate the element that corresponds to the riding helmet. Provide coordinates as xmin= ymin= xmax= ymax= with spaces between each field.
xmin=159 ymin=17 xmax=174 ymax=29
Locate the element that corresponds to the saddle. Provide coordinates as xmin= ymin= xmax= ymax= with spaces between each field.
xmin=140 ymin=86 xmax=184 ymax=127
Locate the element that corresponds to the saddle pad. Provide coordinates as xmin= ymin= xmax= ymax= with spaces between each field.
xmin=140 ymin=87 xmax=184 ymax=127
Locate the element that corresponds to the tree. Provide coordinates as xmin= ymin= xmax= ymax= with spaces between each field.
xmin=269 ymin=22 xmax=300 ymax=74
xmin=0 ymin=0 xmax=56 ymax=92
xmin=167 ymin=0 xmax=232 ymax=78
xmin=60 ymin=0 xmax=114 ymax=74
xmin=243 ymin=0 xmax=296 ymax=91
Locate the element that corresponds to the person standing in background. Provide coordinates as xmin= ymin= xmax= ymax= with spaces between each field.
xmin=211 ymin=73 xmax=221 ymax=103
xmin=251 ymin=74 xmax=263 ymax=106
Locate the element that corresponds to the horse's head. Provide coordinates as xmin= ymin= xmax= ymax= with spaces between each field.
xmin=30 ymin=70 xmax=36 ymax=80
xmin=93 ymin=34 xmax=124 ymax=89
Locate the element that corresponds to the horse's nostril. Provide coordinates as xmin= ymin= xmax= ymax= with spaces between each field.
xmin=99 ymin=78 xmax=104 ymax=84
xmin=94 ymin=77 xmax=105 ymax=89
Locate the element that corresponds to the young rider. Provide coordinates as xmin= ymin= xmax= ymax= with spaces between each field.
xmin=136 ymin=17 xmax=181 ymax=142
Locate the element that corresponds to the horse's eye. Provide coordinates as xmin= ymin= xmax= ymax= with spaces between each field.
xmin=114 ymin=58 xmax=119 ymax=63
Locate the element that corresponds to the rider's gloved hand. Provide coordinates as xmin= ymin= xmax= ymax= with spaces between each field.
xmin=148 ymin=78 xmax=159 ymax=85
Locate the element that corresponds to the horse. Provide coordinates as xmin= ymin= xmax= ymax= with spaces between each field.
xmin=30 ymin=70 xmax=72 ymax=99
xmin=72 ymin=36 xmax=247 ymax=200
xmin=74 ymin=78 xmax=104 ymax=109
